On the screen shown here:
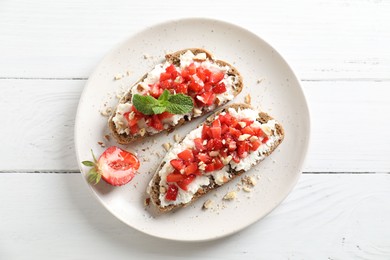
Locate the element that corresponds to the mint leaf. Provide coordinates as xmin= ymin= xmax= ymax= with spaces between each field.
xmin=132 ymin=91 xmax=193 ymax=116
xmin=82 ymin=161 xmax=95 ymax=167
xmin=166 ymin=94 xmax=194 ymax=114
xmin=158 ymin=90 xmax=170 ymax=102
xmin=133 ymin=94 xmax=159 ymax=115
xmin=152 ymin=106 xmax=166 ymax=114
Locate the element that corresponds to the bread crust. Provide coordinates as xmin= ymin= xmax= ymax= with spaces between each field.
xmin=108 ymin=48 xmax=243 ymax=144
xmin=148 ymin=103 xmax=285 ymax=213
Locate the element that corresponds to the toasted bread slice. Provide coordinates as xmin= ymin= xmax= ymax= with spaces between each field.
xmin=108 ymin=48 xmax=243 ymax=144
xmin=147 ymin=103 xmax=284 ymax=213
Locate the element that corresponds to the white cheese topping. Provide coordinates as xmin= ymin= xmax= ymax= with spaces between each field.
xmin=149 ymin=107 xmax=282 ymax=207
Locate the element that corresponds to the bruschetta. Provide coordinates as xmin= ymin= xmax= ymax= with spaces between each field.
xmin=147 ymin=103 xmax=284 ymax=213
xmin=108 ymin=48 xmax=243 ymax=144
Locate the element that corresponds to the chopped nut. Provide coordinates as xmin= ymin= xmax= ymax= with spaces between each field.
xmin=221 ymin=155 xmax=232 ymax=165
xmin=193 ymin=107 xmax=202 ymax=117
xmin=238 ymin=134 xmax=251 ymax=141
xmin=198 ymin=161 xmax=206 ymax=171
xmin=215 ymin=97 xmax=222 ymax=106
xmin=238 ymin=122 xmax=246 ymax=128
xmin=100 ymin=107 xmax=113 ymax=117
xmin=139 ymin=128 xmax=146 ymax=137
xmin=223 ymin=191 xmax=236 ymax=200
xmin=97 ymin=141 xmax=105 ymax=148
xmin=128 ymin=111 xmax=135 ymax=120
xmin=261 ymin=125 xmax=272 ymax=136
xmin=202 ymin=199 xmax=213 ymax=209
xmin=249 ymin=136 xmax=259 ymax=142
xmin=174 ymin=134 xmax=181 ymax=142
xmin=242 ymin=176 xmax=257 ymax=186
xmin=244 ymin=94 xmax=251 ymax=105
xmin=159 ymin=186 xmax=167 ymax=194
xmin=209 ymin=151 xmax=219 ymax=157
xmin=194 ymin=53 xmax=207 ymax=61
xmin=162 ymin=143 xmax=171 ymax=151
xmin=137 ymin=84 xmax=145 ymax=92
xmin=104 ymin=134 xmax=110 ymax=141
xmin=243 ymin=186 xmax=252 ymax=192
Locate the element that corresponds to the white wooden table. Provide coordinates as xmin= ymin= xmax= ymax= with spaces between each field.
xmin=1 ymin=1 xmax=389 ymax=259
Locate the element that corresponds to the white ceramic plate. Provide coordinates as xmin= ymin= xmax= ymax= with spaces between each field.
xmin=74 ymin=18 xmax=310 ymax=241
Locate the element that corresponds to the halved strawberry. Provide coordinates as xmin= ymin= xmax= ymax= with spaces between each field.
xmin=82 ymin=146 xmax=140 ymax=186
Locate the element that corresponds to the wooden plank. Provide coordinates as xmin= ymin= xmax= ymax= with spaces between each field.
xmin=0 ymin=79 xmax=389 ymax=172
xmin=0 ymin=173 xmax=389 ymax=259
xmin=0 ymin=0 xmax=389 ymax=79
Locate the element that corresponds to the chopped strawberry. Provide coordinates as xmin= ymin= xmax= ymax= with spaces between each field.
xmin=177 ymin=174 xmax=196 ymax=191
xmin=213 ymin=82 xmax=226 ymax=94
xmin=205 ymin=163 xmax=215 ymax=172
xmin=221 ymin=124 xmax=229 ymax=134
xmin=194 ymin=138 xmax=206 ymax=151
xmin=232 ymin=152 xmax=240 ymax=163
xmin=252 ymin=126 xmax=264 ymax=137
xmin=197 ymin=153 xmax=212 ymax=164
xmin=262 ymin=136 xmax=269 ymax=144
xmin=160 ymin=72 xmax=171 ymax=81
xmin=213 ymin=157 xmax=224 ymax=170
xmin=187 ymin=63 xmax=197 ymax=75
xmin=212 ymin=119 xmax=221 ymax=128
xmin=241 ymin=126 xmax=255 ymax=136
xmin=189 ymin=81 xmax=203 ymax=92
xmin=237 ymin=142 xmax=249 ymax=158
xmin=170 ymin=159 xmax=184 ymax=171
xmin=129 ymin=124 xmax=139 ymax=134
xmin=210 ymin=126 xmax=221 ymax=139
xmin=229 ymin=127 xmax=241 ymax=139
xmin=209 ymin=71 xmax=224 ymax=83
xmin=184 ymin=162 xmax=198 ymax=175
xmin=218 ymin=113 xmax=232 ymax=125
xmin=203 ymin=82 xmax=213 ymax=92
xmin=165 ymin=184 xmax=179 ymax=201
xmin=157 ymin=111 xmax=174 ymax=121
xmin=95 ymin=146 xmax=140 ymax=186
xmin=250 ymin=139 xmax=262 ymax=151
xmin=202 ymin=125 xmax=211 ymax=139
xmin=197 ymin=91 xmax=215 ymax=106
xmin=166 ymin=172 xmax=185 ymax=183
xmin=178 ymin=149 xmax=194 ymax=162
xmin=149 ymin=115 xmax=164 ymax=131
xmin=175 ymin=83 xmax=188 ymax=94
xmin=228 ymin=141 xmax=237 ymax=151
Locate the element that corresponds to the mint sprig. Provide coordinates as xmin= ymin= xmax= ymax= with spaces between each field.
xmin=132 ymin=90 xmax=193 ymax=115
